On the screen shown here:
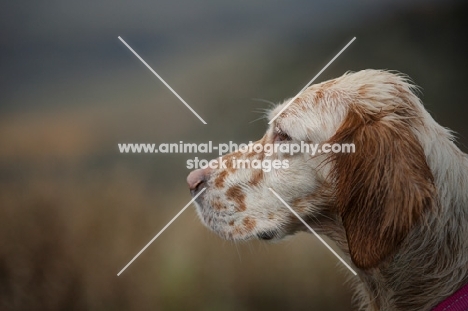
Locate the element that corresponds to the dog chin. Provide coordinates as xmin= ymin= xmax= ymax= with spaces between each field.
xmin=255 ymin=229 xmax=289 ymax=241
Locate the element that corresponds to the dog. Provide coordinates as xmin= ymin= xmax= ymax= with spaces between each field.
xmin=187 ymin=70 xmax=468 ymax=310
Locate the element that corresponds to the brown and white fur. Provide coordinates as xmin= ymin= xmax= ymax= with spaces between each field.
xmin=187 ymin=69 xmax=468 ymax=310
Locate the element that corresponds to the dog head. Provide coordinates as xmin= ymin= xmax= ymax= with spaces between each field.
xmin=187 ymin=70 xmax=435 ymax=269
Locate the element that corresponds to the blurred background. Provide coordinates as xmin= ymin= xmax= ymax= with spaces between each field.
xmin=0 ymin=0 xmax=467 ymax=310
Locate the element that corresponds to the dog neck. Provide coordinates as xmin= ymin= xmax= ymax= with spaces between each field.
xmin=356 ymin=133 xmax=468 ymax=311
xmin=313 ymin=128 xmax=468 ymax=310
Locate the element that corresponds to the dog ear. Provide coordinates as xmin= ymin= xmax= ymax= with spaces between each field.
xmin=328 ymin=106 xmax=435 ymax=269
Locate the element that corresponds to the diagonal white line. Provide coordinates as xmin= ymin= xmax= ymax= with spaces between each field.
xmin=269 ymin=37 xmax=356 ymax=124
xmin=118 ymin=36 xmax=207 ymax=125
xmin=268 ymin=188 xmax=357 ymax=276
xmin=117 ymin=188 xmax=206 ymax=276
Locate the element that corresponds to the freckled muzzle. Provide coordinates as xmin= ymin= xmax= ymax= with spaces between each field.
xmin=186 ymin=150 xmax=294 ymax=242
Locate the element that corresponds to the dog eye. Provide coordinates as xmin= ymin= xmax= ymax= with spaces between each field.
xmin=274 ymin=131 xmax=292 ymax=142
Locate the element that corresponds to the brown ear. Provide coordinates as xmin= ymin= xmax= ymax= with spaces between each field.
xmin=329 ymin=106 xmax=435 ymax=269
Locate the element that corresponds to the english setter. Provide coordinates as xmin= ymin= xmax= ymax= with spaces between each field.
xmin=187 ymin=70 xmax=468 ymax=311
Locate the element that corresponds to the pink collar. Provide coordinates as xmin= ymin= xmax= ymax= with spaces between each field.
xmin=432 ymin=282 xmax=468 ymax=311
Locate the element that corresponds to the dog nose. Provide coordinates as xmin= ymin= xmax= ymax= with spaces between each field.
xmin=187 ymin=167 xmax=211 ymax=194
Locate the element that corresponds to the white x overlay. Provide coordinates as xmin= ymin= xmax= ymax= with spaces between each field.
xmin=118 ymin=36 xmax=207 ymax=124
xmin=116 ymin=35 xmax=357 ymax=277
xmin=117 ymin=188 xmax=206 ymax=276
xmin=268 ymin=188 xmax=357 ymax=276
xmin=269 ymin=37 xmax=356 ymax=124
